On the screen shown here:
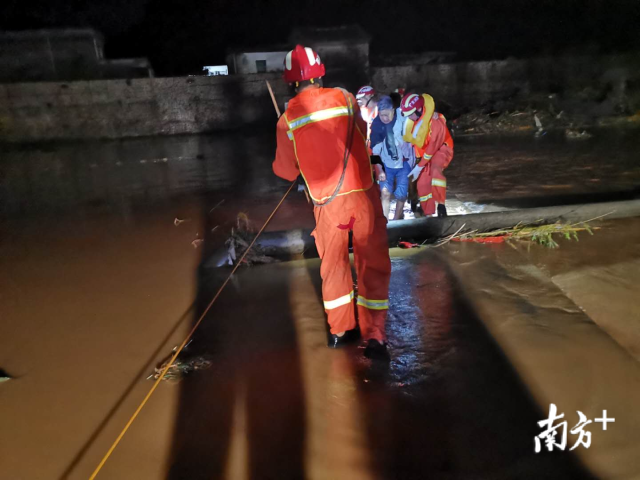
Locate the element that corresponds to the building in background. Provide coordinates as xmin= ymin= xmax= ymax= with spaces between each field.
xmin=225 ymin=46 xmax=290 ymax=75
xmin=0 ymin=29 xmax=153 ymax=83
xmin=203 ymin=65 xmax=229 ymax=76
xmin=227 ymin=25 xmax=372 ymax=90
xmin=288 ymin=24 xmax=371 ymax=90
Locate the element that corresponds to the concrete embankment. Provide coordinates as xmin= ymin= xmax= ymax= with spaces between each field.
xmin=204 ymin=199 xmax=640 ymax=264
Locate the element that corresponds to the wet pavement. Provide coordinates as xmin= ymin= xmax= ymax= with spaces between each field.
xmin=1 ymin=130 xmax=639 ymax=479
xmin=164 ymin=252 xmax=597 ymax=480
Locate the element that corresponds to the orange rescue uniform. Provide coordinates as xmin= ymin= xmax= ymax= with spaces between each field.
xmin=409 ymin=112 xmax=454 ymax=215
xmin=360 ymin=104 xmax=378 ymax=152
xmin=273 ymin=87 xmax=391 ymax=342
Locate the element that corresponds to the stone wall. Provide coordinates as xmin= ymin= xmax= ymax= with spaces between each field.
xmin=2 ymin=53 xmax=639 ymax=143
xmin=0 ymin=73 xmax=290 ymax=142
xmin=372 ymin=54 xmax=640 ymax=111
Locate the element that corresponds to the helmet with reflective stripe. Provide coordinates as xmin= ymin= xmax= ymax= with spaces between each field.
xmin=283 ymin=44 xmax=325 ymax=83
xmin=400 ymin=93 xmax=424 ymax=117
xmin=356 ymin=85 xmax=375 ymax=99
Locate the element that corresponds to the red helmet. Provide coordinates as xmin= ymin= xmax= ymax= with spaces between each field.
xmin=356 ymin=85 xmax=375 ymax=99
xmin=283 ymin=45 xmax=325 ymax=83
xmin=400 ymin=93 xmax=424 ymax=117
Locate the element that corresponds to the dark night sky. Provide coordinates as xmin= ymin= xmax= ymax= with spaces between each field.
xmin=2 ymin=0 xmax=640 ymax=75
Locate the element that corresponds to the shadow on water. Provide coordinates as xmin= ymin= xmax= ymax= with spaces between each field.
xmin=345 ymin=250 xmax=596 ymax=479
xmin=165 ymin=124 xmax=307 ymax=479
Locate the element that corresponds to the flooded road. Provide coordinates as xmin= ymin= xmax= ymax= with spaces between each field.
xmin=1 ymin=128 xmax=639 ymax=220
xmin=1 ymin=130 xmax=639 ymax=479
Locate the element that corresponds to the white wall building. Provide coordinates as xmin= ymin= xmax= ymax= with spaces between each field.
xmin=226 ymin=48 xmax=288 ymax=75
xmin=203 ymin=65 xmax=229 ymax=76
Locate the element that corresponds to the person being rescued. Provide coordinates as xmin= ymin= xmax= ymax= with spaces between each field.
xmin=370 ymin=95 xmax=414 ymax=221
xmin=400 ymin=93 xmax=454 ymax=217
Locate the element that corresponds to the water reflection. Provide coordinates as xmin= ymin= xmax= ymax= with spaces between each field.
xmin=1 ymin=128 xmax=639 ymax=219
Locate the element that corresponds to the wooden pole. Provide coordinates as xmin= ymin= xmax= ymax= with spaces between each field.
xmin=265 ymin=80 xmax=281 ymax=118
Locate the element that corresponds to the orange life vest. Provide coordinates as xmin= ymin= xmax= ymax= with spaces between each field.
xmin=281 ymin=88 xmax=374 ymax=204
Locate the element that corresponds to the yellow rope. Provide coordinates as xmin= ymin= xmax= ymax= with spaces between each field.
xmin=89 ymin=180 xmax=297 ymax=479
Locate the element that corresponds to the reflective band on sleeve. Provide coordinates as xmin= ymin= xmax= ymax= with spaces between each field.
xmin=287 ymin=131 xmax=294 ymax=140
xmin=423 ymin=154 xmax=432 ymax=160
xmin=323 ymin=290 xmax=354 ymax=310
xmin=287 ymin=106 xmax=350 ymax=132
xmin=357 ymin=296 xmax=389 ymax=310
xmin=419 ymin=193 xmax=433 ymax=202
xmin=432 ymin=178 xmax=447 ymax=188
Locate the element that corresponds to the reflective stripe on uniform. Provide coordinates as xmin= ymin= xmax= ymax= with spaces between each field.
xmin=286 ymin=106 xmax=350 ymax=136
xmin=357 ymin=296 xmax=389 ymax=310
xmin=432 ymin=178 xmax=447 ymax=188
xmin=423 ymin=153 xmax=432 ymax=161
xmin=323 ymin=290 xmax=354 ymax=310
xmin=419 ymin=193 xmax=432 ymax=202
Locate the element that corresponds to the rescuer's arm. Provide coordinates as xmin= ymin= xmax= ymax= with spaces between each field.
xmin=272 ymin=116 xmax=300 ymax=182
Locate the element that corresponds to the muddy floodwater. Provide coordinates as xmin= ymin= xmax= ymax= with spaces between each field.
xmin=1 ymin=129 xmax=639 ymax=479
xmin=1 ymin=127 xmax=639 ymax=219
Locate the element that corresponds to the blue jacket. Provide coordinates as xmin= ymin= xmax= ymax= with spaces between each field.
xmin=370 ymin=109 xmax=405 ymax=169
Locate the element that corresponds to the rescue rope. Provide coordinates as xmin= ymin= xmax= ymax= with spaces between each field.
xmin=88 ymin=180 xmax=297 ymax=479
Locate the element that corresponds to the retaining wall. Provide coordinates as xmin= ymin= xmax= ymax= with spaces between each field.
xmin=0 ymin=73 xmax=289 ymax=142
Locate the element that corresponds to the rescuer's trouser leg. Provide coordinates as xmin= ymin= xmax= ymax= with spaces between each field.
xmin=417 ymin=150 xmax=450 ymax=216
xmin=312 ymin=187 xmax=390 ymax=341
xmin=313 ymin=200 xmax=356 ymax=335
xmin=416 ymin=168 xmax=437 ymax=216
xmin=352 ymin=187 xmax=391 ymax=343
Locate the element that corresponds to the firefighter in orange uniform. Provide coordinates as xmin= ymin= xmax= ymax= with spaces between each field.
xmin=273 ymin=45 xmax=391 ymax=360
xmin=400 ymin=93 xmax=454 ymax=217
xmin=356 ymin=85 xmax=378 ymax=149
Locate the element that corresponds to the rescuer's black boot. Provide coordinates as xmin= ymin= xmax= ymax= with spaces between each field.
xmin=328 ymin=328 xmax=360 ymax=348
xmin=437 ymin=204 xmax=448 ymax=218
xmin=363 ymin=339 xmax=390 ymax=361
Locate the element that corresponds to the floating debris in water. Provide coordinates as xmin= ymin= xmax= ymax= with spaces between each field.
xmin=446 ymin=214 xmax=609 ymax=249
xmin=222 ymin=213 xmax=279 ymax=266
xmin=209 ymin=199 xmax=225 ymax=213
xmin=148 ymin=345 xmax=212 ymax=382
xmin=174 ymin=217 xmax=191 ymax=226
xmin=534 ymin=114 xmax=546 ymax=138
xmin=565 ymin=128 xmax=593 ymax=140
xmin=0 ymin=369 xmax=12 ymax=383
xmin=191 ymin=239 xmax=204 ymax=249
xmin=236 ymin=212 xmax=251 ymax=231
